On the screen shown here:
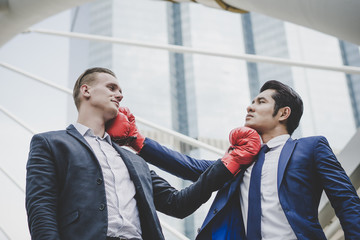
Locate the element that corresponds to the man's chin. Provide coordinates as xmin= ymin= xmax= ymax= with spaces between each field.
xmin=244 ymin=122 xmax=252 ymax=128
xmin=244 ymin=122 xmax=259 ymax=132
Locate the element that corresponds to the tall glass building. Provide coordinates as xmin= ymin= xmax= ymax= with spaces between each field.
xmin=339 ymin=40 xmax=360 ymax=128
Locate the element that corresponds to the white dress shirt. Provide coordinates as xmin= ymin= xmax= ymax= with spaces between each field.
xmin=240 ymin=134 xmax=297 ymax=240
xmin=74 ymin=123 xmax=142 ymax=239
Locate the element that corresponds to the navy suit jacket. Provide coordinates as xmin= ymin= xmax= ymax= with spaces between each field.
xmin=26 ymin=125 xmax=233 ymax=240
xmin=140 ymin=136 xmax=360 ymax=240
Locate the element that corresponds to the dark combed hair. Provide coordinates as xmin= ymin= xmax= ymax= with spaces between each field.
xmin=260 ymin=80 xmax=303 ymax=135
xmin=73 ymin=67 xmax=116 ymax=109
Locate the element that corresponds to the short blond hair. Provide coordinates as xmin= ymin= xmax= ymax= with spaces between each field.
xmin=73 ymin=67 xmax=116 ymax=109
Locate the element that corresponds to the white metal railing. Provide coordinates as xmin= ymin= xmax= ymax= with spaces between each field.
xmin=0 ymin=166 xmax=25 ymax=193
xmin=0 ymin=62 xmax=72 ymax=95
xmin=135 ymin=117 xmax=224 ymax=155
xmin=324 ymin=218 xmax=341 ymax=239
xmin=160 ymin=221 xmax=190 ymax=240
xmin=24 ymin=28 xmax=360 ymax=75
xmin=0 ymin=225 xmax=11 ymax=240
xmin=0 ymin=104 xmax=37 ymax=135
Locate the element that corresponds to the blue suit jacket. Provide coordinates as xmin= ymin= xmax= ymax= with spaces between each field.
xmin=140 ymin=136 xmax=360 ymax=240
xmin=26 ymin=125 xmax=233 ymax=240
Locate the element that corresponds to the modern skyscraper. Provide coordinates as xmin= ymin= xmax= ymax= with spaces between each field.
xmin=339 ymin=40 xmax=360 ymax=128
xmin=242 ymin=13 xmax=295 ymax=96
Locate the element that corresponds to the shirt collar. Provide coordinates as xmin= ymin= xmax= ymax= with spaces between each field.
xmin=265 ymin=134 xmax=290 ymax=149
xmin=73 ymin=122 xmax=112 ymax=145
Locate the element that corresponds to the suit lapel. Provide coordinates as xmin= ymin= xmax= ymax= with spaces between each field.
xmin=201 ymin=171 xmax=244 ymax=228
xmin=277 ymin=138 xmax=297 ymax=190
xmin=66 ymin=124 xmax=95 ymax=153
xmin=112 ymin=144 xmax=143 ymax=187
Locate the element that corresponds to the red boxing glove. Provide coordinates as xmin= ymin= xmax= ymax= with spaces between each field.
xmin=106 ymin=107 xmax=145 ymax=152
xmin=106 ymin=109 xmax=132 ymax=145
xmin=221 ymin=127 xmax=261 ymax=175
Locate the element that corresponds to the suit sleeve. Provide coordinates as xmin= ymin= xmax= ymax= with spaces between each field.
xmin=151 ymin=159 xmax=233 ymax=218
xmin=314 ymin=136 xmax=360 ymax=239
xmin=26 ymin=134 xmax=60 ymax=240
xmin=140 ymin=138 xmax=216 ymax=182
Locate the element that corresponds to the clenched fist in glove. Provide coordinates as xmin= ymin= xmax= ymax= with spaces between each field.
xmin=105 ymin=110 xmax=131 ymax=145
xmin=221 ymin=127 xmax=261 ymax=175
xmin=106 ymin=107 xmax=145 ymax=152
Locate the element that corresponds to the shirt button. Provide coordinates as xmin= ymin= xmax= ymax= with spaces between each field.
xmin=99 ymin=204 xmax=105 ymax=211
xmin=213 ymin=209 xmax=218 ymax=214
xmin=96 ymin=178 xmax=102 ymax=185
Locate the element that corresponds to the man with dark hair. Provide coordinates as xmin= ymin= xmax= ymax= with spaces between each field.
xmin=25 ymin=67 xmax=262 ymax=240
xmin=108 ymin=80 xmax=360 ymax=239
xmin=259 ymin=80 xmax=303 ymax=135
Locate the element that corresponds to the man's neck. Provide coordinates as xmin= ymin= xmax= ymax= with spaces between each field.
xmin=77 ymin=109 xmax=106 ymax=138
xmin=261 ymin=128 xmax=289 ymax=144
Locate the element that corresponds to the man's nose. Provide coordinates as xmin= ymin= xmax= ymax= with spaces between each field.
xmin=115 ymin=92 xmax=123 ymax=101
xmin=247 ymin=104 xmax=254 ymax=112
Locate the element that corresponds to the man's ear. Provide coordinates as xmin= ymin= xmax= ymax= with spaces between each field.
xmin=279 ymin=106 xmax=291 ymax=121
xmin=80 ymin=84 xmax=90 ymax=99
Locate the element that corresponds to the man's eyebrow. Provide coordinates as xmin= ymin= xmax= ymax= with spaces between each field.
xmin=251 ymin=96 xmax=267 ymax=104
